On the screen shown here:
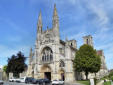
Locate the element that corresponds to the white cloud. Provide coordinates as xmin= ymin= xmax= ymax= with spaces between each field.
xmin=0 ymin=65 xmax=3 ymax=69
xmin=83 ymin=0 xmax=110 ymax=32
xmin=0 ymin=44 xmax=30 ymax=66
xmin=0 ymin=45 xmax=30 ymax=58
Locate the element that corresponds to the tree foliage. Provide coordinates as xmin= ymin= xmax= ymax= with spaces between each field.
xmin=108 ymin=71 xmax=113 ymax=80
xmin=73 ymin=44 xmax=101 ymax=80
xmin=3 ymin=65 xmax=7 ymax=73
xmin=6 ymin=51 xmax=27 ymax=77
xmin=3 ymin=65 xmax=9 ymax=77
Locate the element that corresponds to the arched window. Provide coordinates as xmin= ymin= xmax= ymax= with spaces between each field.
xmin=59 ymin=60 xmax=65 ymax=67
xmin=50 ymin=54 xmax=53 ymax=61
xmin=41 ymin=47 xmax=53 ymax=63
xmin=71 ymin=43 xmax=73 ymax=46
xmin=42 ymin=56 xmax=44 ymax=61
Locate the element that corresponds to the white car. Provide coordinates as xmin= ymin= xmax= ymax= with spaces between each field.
xmin=9 ymin=77 xmax=20 ymax=82
xmin=52 ymin=80 xmax=64 ymax=85
xmin=9 ymin=77 xmax=17 ymax=82
xmin=19 ymin=77 xmax=27 ymax=83
xmin=0 ymin=80 xmax=4 ymax=85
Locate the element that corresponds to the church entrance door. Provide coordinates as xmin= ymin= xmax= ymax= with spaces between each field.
xmin=44 ymin=72 xmax=51 ymax=80
xmin=32 ymin=71 xmax=34 ymax=78
xmin=61 ymin=73 xmax=65 ymax=81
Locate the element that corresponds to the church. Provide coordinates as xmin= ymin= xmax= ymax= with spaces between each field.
xmin=27 ymin=4 xmax=108 ymax=82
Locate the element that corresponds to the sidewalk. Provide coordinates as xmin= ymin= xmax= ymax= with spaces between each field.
xmin=65 ymin=81 xmax=84 ymax=85
xmin=97 ymin=80 xmax=104 ymax=85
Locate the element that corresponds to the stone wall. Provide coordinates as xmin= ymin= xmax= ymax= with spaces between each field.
xmin=0 ymin=71 xmax=2 ymax=80
xmin=20 ymin=71 xmax=27 ymax=78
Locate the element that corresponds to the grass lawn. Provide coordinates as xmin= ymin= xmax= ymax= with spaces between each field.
xmin=104 ymin=81 xmax=111 ymax=85
xmin=77 ymin=80 xmax=90 ymax=85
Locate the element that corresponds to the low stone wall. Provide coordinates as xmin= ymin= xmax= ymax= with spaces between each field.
xmin=20 ymin=72 xmax=27 ymax=78
xmin=0 ymin=72 xmax=2 ymax=80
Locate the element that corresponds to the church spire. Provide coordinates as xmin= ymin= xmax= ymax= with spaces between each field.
xmin=37 ymin=11 xmax=42 ymax=33
xmin=52 ymin=4 xmax=59 ymax=28
xmin=29 ymin=48 xmax=33 ymax=56
xmin=53 ymin=4 xmax=58 ymax=17
xmin=29 ymin=47 xmax=33 ymax=65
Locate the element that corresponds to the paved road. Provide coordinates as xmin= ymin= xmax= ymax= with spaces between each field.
xmin=4 ymin=81 xmax=46 ymax=85
xmin=3 ymin=81 xmax=83 ymax=85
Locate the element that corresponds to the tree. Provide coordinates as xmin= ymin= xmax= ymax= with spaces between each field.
xmin=73 ymin=44 xmax=101 ymax=80
xmin=3 ymin=65 xmax=7 ymax=73
xmin=108 ymin=71 xmax=113 ymax=79
xmin=7 ymin=51 xmax=27 ymax=77
xmin=3 ymin=65 xmax=9 ymax=76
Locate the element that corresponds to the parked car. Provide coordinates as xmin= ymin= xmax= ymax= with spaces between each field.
xmin=58 ymin=79 xmax=64 ymax=85
xmin=52 ymin=79 xmax=64 ymax=85
xmin=25 ymin=77 xmax=31 ymax=84
xmin=43 ymin=78 xmax=51 ymax=84
xmin=37 ymin=79 xmax=44 ymax=84
xmin=0 ymin=80 xmax=4 ymax=85
xmin=15 ymin=78 xmax=21 ymax=83
xmin=25 ymin=77 xmax=36 ymax=84
xmin=9 ymin=77 xmax=19 ymax=82
xmin=31 ymin=78 xmax=38 ymax=84
xmin=19 ymin=77 xmax=26 ymax=83
xmin=37 ymin=78 xmax=51 ymax=84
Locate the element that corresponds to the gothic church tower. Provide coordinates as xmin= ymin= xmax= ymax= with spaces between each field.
xmin=83 ymin=35 xmax=93 ymax=46
xmin=27 ymin=4 xmax=77 ymax=82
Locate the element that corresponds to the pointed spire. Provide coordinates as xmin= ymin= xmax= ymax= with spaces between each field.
xmin=38 ymin=11 xmax=42 ymax=29
xmin=30 ymin=47 xmax=32 ymax=56
xmin=53 ymin=3 xmax=58 ymax=17
xmin=47 ymin=26 xmax=49 ymax=29
xmin=52 ymin=3 xmax=59 ymax=28
xmin=65 ymin=36 xmax=68 ymax=41
xmin=46 ymin=26 xmax=49 ymax=33
xmin=29 ymin=47 xmax=33 ymax=64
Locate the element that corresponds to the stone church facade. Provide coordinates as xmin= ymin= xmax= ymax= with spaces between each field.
xmin=27 ymin=4 xmax=77 ymax=82
xmin=27 ymin=4 xmax=108 ymax=82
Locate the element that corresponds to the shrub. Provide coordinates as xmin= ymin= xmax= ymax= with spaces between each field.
xmin=111 ymin=76 xmax=113 ymax=81
xmin=94 ymin=78 xmax=97 ymax=85
xmin=109 ymin=72 xmax=113 ymax=78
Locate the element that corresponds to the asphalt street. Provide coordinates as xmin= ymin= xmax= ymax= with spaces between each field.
xmin=3 ymin=81 xmax=83 ymax=85
xmin=4 ymin=81 xmax=48 ymax=85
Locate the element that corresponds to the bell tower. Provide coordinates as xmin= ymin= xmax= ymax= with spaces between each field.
xmin=83 ymin=35 xmax=93 ymax=47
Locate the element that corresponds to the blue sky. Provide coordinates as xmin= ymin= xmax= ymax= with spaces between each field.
xmin=0 ymin=0 xmax=113 ymax=70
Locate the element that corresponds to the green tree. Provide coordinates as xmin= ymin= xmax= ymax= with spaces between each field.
xmin=108 ymin=71 xmax=113 ymax=79
xmin=3 ymin=65 xmax=7 ymax=73
xmin=111 ymin=76 xmax=113 ymax=81
xmin=73 ymin=44 xmax=101 ymax=80
xmin=7 ymin=51 xmax=27 ymax=77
